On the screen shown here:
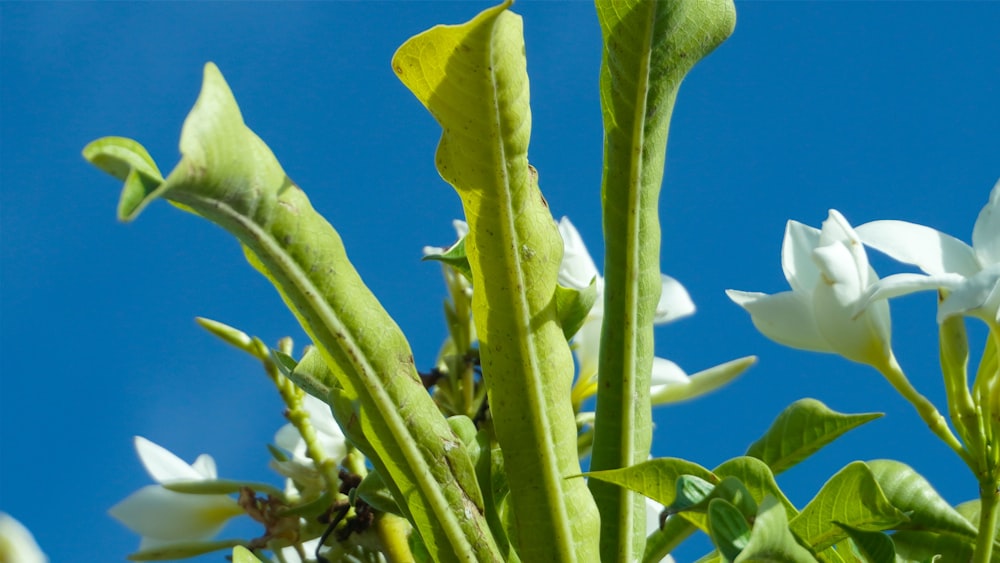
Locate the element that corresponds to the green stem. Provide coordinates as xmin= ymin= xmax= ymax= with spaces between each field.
xmin=261 ymin=337 xmax=342 ymax=496
xmin=879 ymin=355 xmax=974 ymax=467
xmin=973 ymin=474 xmax=1000 ymax=563
xmin=375 ymin=513 xmax=416 ymax=563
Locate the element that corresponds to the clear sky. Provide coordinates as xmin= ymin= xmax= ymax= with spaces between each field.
xmin=2 ymin=2 xmax=998 ymax=561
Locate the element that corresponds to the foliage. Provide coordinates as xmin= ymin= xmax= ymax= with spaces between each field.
xmin=83 ymin=1 xmax=999 ymax=562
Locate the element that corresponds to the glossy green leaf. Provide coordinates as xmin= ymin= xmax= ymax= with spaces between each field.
xmin=666 ymin=475 xmax=720 ymax=514
xmin=745 ymin=399 xmax=883 ymax=475
xmin=733 ymin=497 xmax=818 ymax=562
xmin=834 ymin=523 xmax=896 ymax=563
xmin=231 ymin=546 xmax=263 ymax=563
xmin=585 ymin=457 xmax=718 ymax=507
xmin=867 ymin=460 xmax=978 ymax=539
xmin=790 ymin=461 xmax=908 ymax=552
xmin=707 ymin=499 xmax=752 ymax=561
xmin=670 ymin=476 xmax=758 ymax=527
xmin=393 ymin=3 xmax=597 ymax=560
xmin=890 ymin=530 xmax=989 ymax=563
xmin=85 ymin=64 xmax=501 ymax=563
xmin=680 ymin=456 xmax=797 ymax=535
xmin=589 ymin=0 xmax=735 ymax=558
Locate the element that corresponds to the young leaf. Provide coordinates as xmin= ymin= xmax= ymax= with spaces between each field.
xmin=85 ymin=63 xmax=501 ymax=563
xmin=790 ymin=461 xmax=908 ymax=552
xmin=866 ymin=459 xmax=979 ymax=539
xmin=834 ymin=523 xmax=896 ymax=563
xmin=736 ymin=496 xmax=818 ymax=562
xmin=678 ymin=456 xmax=796 ymax=534
xmin=393 ymin=3 xmax=598 ymax=560
xmin=589 ymin=0 xmax=736 ymax=558
xmin=666 ymin=475 xmax=721 ymax=515
xmin=745 ymin=398 xmax=883 ymax=475
xmin=555 ymin=279 xmax=598 ymax=341
xmin=707 ymin=499 xmax=752 ymax=561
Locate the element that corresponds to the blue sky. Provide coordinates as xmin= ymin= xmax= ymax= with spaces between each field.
xmin=2 ymin=2 xmax=998 ymax=561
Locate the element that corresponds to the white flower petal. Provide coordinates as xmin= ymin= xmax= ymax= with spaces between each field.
xmin=726 ymin=290 xmax=831 ymax=353
xmin=857 ymin=220 xmax=979 ymax=277
xmin=811 ymin=266 xmax=892 ymax=367
xmin=134 ymin=437 xmax=206 ymax=483
xmin=275 ymin=423 xmax=308 ymax=457
xmin=110 ymin=486 xmax=241 ymax=541
xmin=782 ymin=220 xmax=821 ymax=293
xmin=972 ymin=179 xmax=1000 ymax=267
xmin=650 ymin=357 xmax=689 ymax=391
xmin=860 ymin=272 xmax=967 ymax=312
xmin=652 ymin=356 xmax=755 ymax=405
xmin=0 ymin=513 xmax=47 ymax=563
xmin=189 ymin=454 xmax=218 ymax=480
xmin=558 ymin=217 xmax=601 ymax=290
xmin=572 ymin=315 xmax=604 ymax=385
xmin=655 ymin=275 xmax=695 ymax=324
xmin=938 ymin=265 xmax=1000 ymax=324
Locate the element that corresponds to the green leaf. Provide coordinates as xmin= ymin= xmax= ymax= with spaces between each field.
xmin=707 ymin=499 xmax=752 ymax=561
xmin=423 ymin=234 xmax=473 ymax=281
xmin=866 ymin=460 xmax=978 ymax=539
xmin=679 ymin=456 xmax=797 ymax=535
xmin=790 ymin=461 xmax=908 ymax=552
xmin=736 ymin=496 xmax=818 ymax=562
xmin=232 ymin=546 xmax=263 ymax=563
xmin=589 ymin=0 xmax=735 ymax=558
xmin=834 ymin=523 xmax=896 ymax=563
xmin=356 ymin=469 xmax=403 ymax=517
xmin=393 ymin=3 xmax=598 ymax=560
xmin=555 ymin=278 xmax=598 ymax=340
xmin=585 ymin=457 xmax=718 ymax=507
xmin=666 ymin=475 xmax=720 ymax=514
xmin=86 ymin=63 xmax=501 ymax=563
xmin=890 ymin=530 xmax=987 ymax=563
xmin=643 ymin=512 xmax=698 ymax=563
xmin=82 ymin=135 xmax=165 ymax=221
xmin=745 ymin=399 xmax=883 ymax=475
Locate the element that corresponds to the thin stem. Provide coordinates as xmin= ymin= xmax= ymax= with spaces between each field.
xmin=375 ymin=513 xmax=416 ymax=563
xmin=878 ymin=355 xmax=974 ymax=467
xmin=973 ymin=474 xmax=1000 ymax=563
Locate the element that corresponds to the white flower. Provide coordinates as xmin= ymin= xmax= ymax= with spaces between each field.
xmin=273 ymin=394 xmax=348 ymax=499
xmin=856 ymin=179 xmax=1000 ymax=326
xmin=0 ymin=512 xmax=47 ymax=563
xmin=558 ymin=217 xmax=737 ymax=407
xmin=109 ymin=437 xmax=244 ymax=550
xmin=727 ymin=210 xmax=895 ymax=370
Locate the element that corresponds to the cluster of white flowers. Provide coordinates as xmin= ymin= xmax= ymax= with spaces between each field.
xmin=728 ymin=179 xmax=1000 ymax=368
